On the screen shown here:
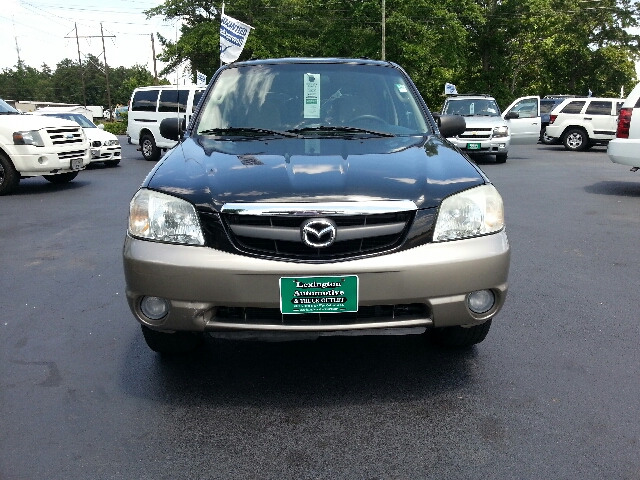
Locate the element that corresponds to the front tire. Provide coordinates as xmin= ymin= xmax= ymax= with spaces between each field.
xmin=140 ymin=134 xmax=161 ymax=161
xmin=104 ymin=159 xmax=120 ymax=167
xmin=43 ymin=171 xmax=79 ymax=183
xmin=563 ymin=128 xmax=588 ymax=151
xmin=141 ymin=325 xmax=202 ymax=354
xmin=432 ymin=320 xmax=492 ymax=347
xmin=0 ymin=152 xmax=20 ymax=196
xmin=495 ymin=153 xmax=507 ymax=163
xmin=541 ymin=128 xmax=557 ymax=145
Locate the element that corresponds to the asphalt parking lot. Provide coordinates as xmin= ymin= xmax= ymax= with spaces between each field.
xmin=1 ymin=138 xmax=639 ymax=479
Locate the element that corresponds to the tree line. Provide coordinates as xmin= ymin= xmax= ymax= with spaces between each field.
xmin=0 ymin=55 xmax=167 ymax=110
xmin=2 ymin=0 xmax=639 ymax=111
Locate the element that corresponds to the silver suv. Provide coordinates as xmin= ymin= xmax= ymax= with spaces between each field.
xmin=123 ymin=58 xmax=511 ymax=354
xmin=441 ymin=94 xmax=541 ymax=163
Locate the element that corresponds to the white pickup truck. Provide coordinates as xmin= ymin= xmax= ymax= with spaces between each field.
xmin=0 ymin=99 xmax=90 ymax=195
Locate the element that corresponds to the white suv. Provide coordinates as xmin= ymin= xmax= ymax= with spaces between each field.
xmin=608 ymin=83 xmax=640 ymax=169
xmin=545 ymin=97 xmax=624 ymax=151
xmin=440 ymin=94 xmax=541 ymax=163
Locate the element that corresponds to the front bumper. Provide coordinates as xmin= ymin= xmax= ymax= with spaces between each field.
xmin=90 ymin=146 xmax=121 ymax=163
xmin=447 ymin=137 xmax=510 ymax=155
xmin=124 ymin=231 xmax=510 ymax=333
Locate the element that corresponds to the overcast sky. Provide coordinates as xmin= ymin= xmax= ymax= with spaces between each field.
xmin=0 ymin=0 xmax=180 ymax=76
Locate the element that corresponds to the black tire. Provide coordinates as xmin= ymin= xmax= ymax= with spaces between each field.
xmin=0 ymin=152 xmax=20 ymax=196
xmin=141 ymin=325 xmax=202 ymax=354
xmin=43 ymin=171 xmax=79 ymax=184
xmin=104 ymin=159 xmax=120 ymax=167
xmin=432 ymin=319 xmax=492 ymax=347
xmin=563 ymin=128 xmax=588 ymax=151
xmin=140 ymin=134 xmax=161 ymax=161
xmin=495 ymin=153 xmax=507 ymax=163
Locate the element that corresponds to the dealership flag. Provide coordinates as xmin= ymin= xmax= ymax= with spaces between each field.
xmin=220 ymin=8 xmax=253 ymax=64
xmin=445 ymin=83 xmax=458 ymax=95
xmin=196 ymin=71 xmax=207 ymax=86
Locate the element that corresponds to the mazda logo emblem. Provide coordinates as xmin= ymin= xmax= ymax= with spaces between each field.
xmin=301 ymin=218 xmax=337 ymax=248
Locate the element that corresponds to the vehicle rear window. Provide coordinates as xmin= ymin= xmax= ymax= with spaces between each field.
xmin=560 ymin=101 xmax=586 ymax=114
xmin=131 ymin=90 xmax=159 ymax=112
xmin=159 ymin=90 xmax=189 ymax=113
xmin=585 ymin=101 xmax=613 ymax=115
xmin=540 ymin=101 xmax=558 ymax=114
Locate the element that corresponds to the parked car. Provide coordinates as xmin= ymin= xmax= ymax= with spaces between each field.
xmin=127 ymin=85 xmax=205 ymax=161
xmin=608 ymin=83 xmax=640 ymax=169
xmin=540 ymin=95 xmax=575 ymax=144
xmin=545 ymin=96 xmax=624 ymax=151
xmin=123 ymin=57 xmax=511 ymax=354
xmin=440 ymin=93 xmax=540 ymax=163
xmin=32 ymin=112 xmax=121 ymax=167
xmin=0 ymin=98 xmax=90 ymax=196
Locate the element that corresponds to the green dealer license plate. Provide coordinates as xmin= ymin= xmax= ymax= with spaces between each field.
xmin=466 ymin=142 xmax=481 ymax=150
xmin=280 ymin=276 xmax=358 ymax=314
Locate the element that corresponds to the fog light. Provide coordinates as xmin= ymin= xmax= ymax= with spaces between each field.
xmin=467 ymin=290 xmax=495 ymax=314
xmin=91 ymin=149 xmax=100 ymax=158
xmin=140 ymin=296 xmax=169 ymax=320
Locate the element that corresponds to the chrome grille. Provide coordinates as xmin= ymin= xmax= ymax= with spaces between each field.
xmin=46 ymin=127 xmax=84 ymax=146
xmin=217 ymin=201 xmax=416 ymax=261
xmin=459 ymin=128 xmax=492 ymax=140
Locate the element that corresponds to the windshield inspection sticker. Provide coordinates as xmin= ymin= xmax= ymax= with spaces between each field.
xmin=304 ymin=73 xmax=320 ymax=118
xmin=280 ymin=276 xmax=358 ymax=314
xmin=396 ymin=84 xmax=408 ymax=93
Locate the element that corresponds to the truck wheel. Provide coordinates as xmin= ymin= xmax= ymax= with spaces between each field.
xmin=541 ymin=129 xmax=557 ymax=145
xmin=43 ymin=171 xmax=79 ymax=183
xmin=563 ymin=128 xmax=588 ymax=151
xmin=141 ymin=325 xmax=202 ymax=354
xmin=432 ymin=319 xmax=492 ymax=347
xmin=0 ymin=152 xmax=20 ymax=196
xmin=495 ymin=153 xmax=507 ymax=163
xmin=104 ymin=159 xmax=120 ymax=167
xmin=141 ymin=134 xmax=161 ymax=161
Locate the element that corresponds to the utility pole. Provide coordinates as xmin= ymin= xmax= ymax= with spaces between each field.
xmin=65 ymin=27 xmax=115 ymax=116
xmin=151 ymin=33 xmax=158 ymax=85
xmin=75 ymin=23 xmax=87 ymax=107
xmin=100 ymin=23 xmax=112 ymax=119
xmin=381 ymin=0 xmax=386 ymax=61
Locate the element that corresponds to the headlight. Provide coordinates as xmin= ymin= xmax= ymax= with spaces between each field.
xmin=433 ymin=184 xmax=504 ymax=242
xmin=492 ymin=126 xmax=508 ymax=138
xmin=128 ymin=189 xmax=205 ymax=245
xmin=13 ymin=130 xmax=45 ymax=147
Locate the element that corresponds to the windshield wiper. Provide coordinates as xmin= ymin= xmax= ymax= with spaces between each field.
xmin=286 ymin=125 xmax=394 ymax=137
xmin=0 ymin=111 xmax=20 ymax=115
xmin=198 ymin=127 xmax=299 ymax=138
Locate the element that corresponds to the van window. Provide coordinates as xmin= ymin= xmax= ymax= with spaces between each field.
xmin=561 ymin=101 xmax=585 ymax=114
xmin=159 ymin=89 xmax=189 ymax=113
xmin=131 ymin=89 xmax=159 ymax=112
xmin=585 ymin=101 xmax=612 ymax=115
xmin=193 ymin=90 xmax=205 ymax=111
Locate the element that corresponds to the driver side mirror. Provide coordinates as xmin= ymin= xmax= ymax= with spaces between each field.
xmin=435 ymin=114 xmax=466 ymax=138
xmin=505 ymin=111 xmax=519 ymax=120
xmin=160 ymin=117 xmax=186 ymax=141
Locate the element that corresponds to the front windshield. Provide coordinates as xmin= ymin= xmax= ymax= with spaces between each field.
xmin=444 ymin=98 xmax=501 ymax=117
xmin=196 ymin=63 xmax=430 ymax=136
xmin=48 ymin=114 xmax=97 ymax=128
xmin=0 ymin=99 xmax=20 ymax=114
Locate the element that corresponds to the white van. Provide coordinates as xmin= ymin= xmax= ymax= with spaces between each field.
xmin=127 ymin=85 xmax=206 ymax=161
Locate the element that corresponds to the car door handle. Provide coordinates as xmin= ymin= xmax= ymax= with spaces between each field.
xmin=583 ymin=117 xmax=592 ymax=120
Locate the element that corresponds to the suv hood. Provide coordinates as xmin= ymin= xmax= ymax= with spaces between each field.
xmin=4 ymin=114 xmax=78 ymax=130
xmin=145 ymin=136 xmax=486 ymax=211
xmin=458 ymin=116 xmax=506 ymax=128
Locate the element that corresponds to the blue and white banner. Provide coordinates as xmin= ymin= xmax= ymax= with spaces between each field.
xmin=445 ymin=83 xmax=458 ymax=95
xmin=220 ymin=11 xmax=253 ymax=64
xmin=196 ymin=71 xmax=207 ymax=86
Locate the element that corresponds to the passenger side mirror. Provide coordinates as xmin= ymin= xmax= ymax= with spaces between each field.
xmin=98 ymin=124 xmax=105 ymax=130
xmin=436 ymin=114 xmax=466 ymax=137
xmin=159 ymin=117 xmax=186 ymax=141
xmin=505 ymin=111 xmax=519 ymax=120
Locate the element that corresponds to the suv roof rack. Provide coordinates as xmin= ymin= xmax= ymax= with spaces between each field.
xmin=447 ymin=93 xmax=493 ymax=98
xmin=543 ymin=95 xmax=576 ymax=99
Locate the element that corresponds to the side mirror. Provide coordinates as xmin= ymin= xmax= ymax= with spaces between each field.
xmin=505 ymin=111 xmax=519 ymax=120
xmin=437 ymin=114 xmax=466 ymax=138
xmin=160 ymin=117 xmax=186 ymax=141
xmin=98 ymin=124 xmax=105 ymax=130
